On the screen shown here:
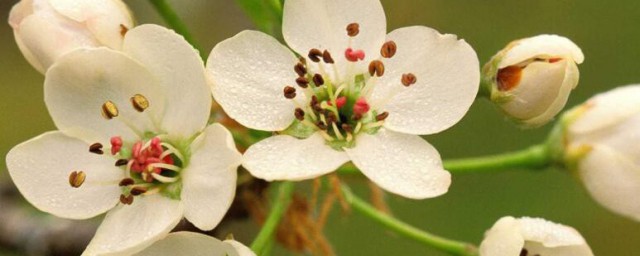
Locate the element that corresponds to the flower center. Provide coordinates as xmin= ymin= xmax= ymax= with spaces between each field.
xmin=281 ymin=22 xmax=417 ymax=150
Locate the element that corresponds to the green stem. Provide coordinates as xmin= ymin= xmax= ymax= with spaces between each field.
xmin=341 ymin=185 xmax=478 ymax=256
xmin=148 ymin=0 xmax=205 ymax=58
xmin=250 ymin=181 xmax=295 ymax=255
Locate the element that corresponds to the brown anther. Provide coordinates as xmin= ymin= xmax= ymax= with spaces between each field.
xmin=101 ymin=101 xmax=119 ymax=119
xmin=313 ymin=74 xmax=325 ymax=86
xmin=326 ymin=112 xmax=337 ymax=125
xmin=346 ymin=23 xmax=360 ymax=37
xmin=120 ymin=194 xmax=134 ymax=205
xmin=381 ymin=41 xmax=397 ymax=58
xmin=294 ymin=108 xmax=305 ymax=121
xmin=322 ymin=50 xmax=335 ymax=64
xmin=119 ymin=178 xmax=135 ymax=187
xmin=368 ymin=60 xmax=385 ymax=77
xmin=310 ymin=95 xmax=319 ymax=107
xmin=89 ymin=143 xmax=104 ymax=155
xmin=130 ymin=186 xmax=148 ymax=196
xmin=375 ymin=111 xmax=389 ymax=121
xmin=298 ymin=57 xmax=307 ymax=65
xmin=296 ymin=77 xmax=309 ymax=88
xmin=68 ymin=171 xmax=86 ymax=188
xmin=284 ymin=86 xmax=297 ymax=99
xmin=341 ymin=123 xmax=353 ymax=133
xmin=120 ymin=24 xmax=129 ymax=37
xmin=131 ymin=94 xmax=150 ymax=112
xmin=316 ymin=121 xmax=328 ymax=130
xmin=308 ymin=49 xmax=323 ymax=62
xmin=313 ymin=104 xmax=324 ymax=113
xmin=115 ymin=159 xmax=129 ymax=167
xmin=294 ymin=63 xmax=307 ymax=76
xmin=352 ymin=113 xmax=363 ymax=121
xmin=401 ymin=73 xmax=417 ymax=86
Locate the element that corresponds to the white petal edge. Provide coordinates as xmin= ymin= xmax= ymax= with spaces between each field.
xmin=6 ymin=131 xmax=122 ymax=219
xmin=243 ymin=133 xmax=349 ymax=181
xmin=518 ymin=217 xmax=594 ymax=256
xmin=499 ymin=34 xmax=584 ymax=68
xmin=224 ymin=240 xmax=257 ymax=256
xmin=135 ymin=232 xmax=244 ymax=256
xmin=123 ymin=24 xmax=211 ymax=140
xmin=181 ymin=124 xmax=242 ymax=231
xmin=345 ymin=129 xmax=451 ymax=199
xmin=569 ymin=85 xmax=640 ymax=135
xmin=373 ymin=26 xmax=480 ymax=135
xmin=83 ymin=195 xmax=184 ymax=256
xmin=479 ymin=216 xmax=525 ymax=256
xmin=207 ymin=30 xmax=301 ymax=131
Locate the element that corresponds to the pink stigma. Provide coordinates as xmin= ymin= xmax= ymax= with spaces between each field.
xmin=345 ymin=48 xmax=365 ymax=62
xmin=128 ymin=137 xmax=174 ymax=182
xmin=353 ymin=97 xmax=370 ymax=115
xmin=327 ymin=96 xmax=347 ymax=109
xmin=110 ymin=136 xmax=123 ymax=155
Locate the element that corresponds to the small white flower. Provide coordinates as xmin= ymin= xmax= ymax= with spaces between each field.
xmin=479 ymin=216 xmax=594 ymax=256
xmin=207 ymin=0 xmax=480 ymax=199
xmin=6 ymin=24 xmax=242 ymax=255
xmin=135 ymin=232 xmax=256 ymax=256
xmin=9 ymin=0 xmax=134 ymax=73
xmin=561 ymin=85 xmax=640 ymax=221
xmin=484 ymin=35 xmax=584 ymax=128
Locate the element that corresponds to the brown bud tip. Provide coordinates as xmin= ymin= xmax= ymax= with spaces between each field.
xmin=120 ymin=194 xmax=134 ymax=205
xmin=89 ymin=143 xmax=104 ymax=155
xmin=322 ymin=50 xmax=335 ymax=64
xmin=308 ymin=49 xmax=323 ymax=62
xmin=346 ymin=23 xmax=360 ymax=37
xmin=294 ymin=63 xmax=307 ymax=77
xmin=381 ymin=41 xmax=397 ymax=58
xmin=115 ymin=159 xmax=129 ymax=167
xmin=497 ymin=66 xmax=523 ymax=91
xmin=294 ymin=108 xmax=305 ymax=121
xmin=101 ymin=100 xmax=119 ymax=120
xmin=296 ymin=77 xmax=309 ymax=88
xmin=284 ymin=86 xmax=297 ymax=99
xmin=312 ymin=74 xmax=325 ymax=86
xmin=131 ymin=94 xmax=150 ymax=112
xmin=69 ymin=171 xmax=86 ymax=188
xmin=376 ymin=111 xmax=389 ymax=121
xmin=316 ymin=121 xmax=328 ymax=130
xmin=341 ymin=123 xmax=353 ymax=133
xmin=368 ymin=60 xmax=385 ymax=77
xmin=401 ymin=73 xmax=417 ymax=87
xmin=130 ymin=186 xmax=148 ymax=196
xmin=120 ymin=24 xmax=129 ymax=37
xmin=119 ymin=178 xmax=135 ymax=187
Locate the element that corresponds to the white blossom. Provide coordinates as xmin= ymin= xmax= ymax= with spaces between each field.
xmin=135 ymin=232 xmax=256 ymax=256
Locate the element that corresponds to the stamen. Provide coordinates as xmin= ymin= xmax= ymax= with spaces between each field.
xmin=401 ymin=73 xmax=417 ymax=87
xmin=68 ymin=171 xmax=86 ymax=188
xmin=110 ymin=136 xmax=123 ymax=155
xmin=294 ymin=63 xmax=307 ymax=76
xmin=346 ymin=132 xmax=353 ymax=142
xmin=322 ymin=50 xmax=335 ymax=64
xmin=376 ymin=112 xmax=389 ymax=121
xmin=120 ymin=24 xmax=129 ymax=37
xmin=130 ymin=186 xmax=148 ymax=196
xmin=298 ymin=57 xmax=307 ymax=65
xmin=346 ymin=23 xmax=360 ymax=37
xmin=131 ymin=94 xmax=150 ymax=112
xmin=353 ymin=97 xmax=370 ymax=115
xmin=151 ymin=173 xmax=179 ymax=183
xmin=381 ymin=41 xmax=397 ymax=58
xmin=296 ymin=77 xmax=309 ymax=88
xmin=283 ymin=86 xmax=297 ymax=99
xmin=294 ymin=108 xmax=305 ymax=121
xmin=354 ymin=122 xmax=363 ymax=134
xmin=147 ymin=163 xmax=181 ymax=172
xmin=89 ymin=143 xmax=104 ymax=155
xmin=119 ymin=178 xmax=135 ymax=187
xmin=308 ymin=49 xmax=323 ymax=62
xmin=327 ymin=96 xmax=347 ymax=109
xmin=345 ymin=48 xmax=365 ymax=62
xmin=352 ymin=113 xmax=363 ymax=121
xmin=313 ymin=74 xmax=325 ymax=86
xmin=101 ymin=101 xmax=119 ymax=120
xmin=368 ymin=60 xmax=385 ymax=77
xmin=120 ymin=194 xmax=134 ymax=205
xmin=319 ymin=131 xmax=335 ymax=141
xmin=332 ymin=123 xmax=345 ymax=140
xmin=316 ymin=121 xmax=328 ymax=130
xmin=497 ymin=66 xmax=522 ymax=91
xmin=115 ymin=159 xmax=129 ymax=167
xmin=341 ymin=123 xmax=353 ymax=133
xmin=160 ymin=143 xmax=185 ymax=163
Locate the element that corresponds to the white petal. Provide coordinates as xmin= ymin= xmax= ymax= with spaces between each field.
xmin=345 ymin=129 xmax=451 ymax=199
xmin=373 ymin=26 xmax=480 ymax=135
xmin=518 ymin=217 xmax=588 ymax=247
xmin=207 ymin=30 xmax=300 ymax=131
xmin=499 ymin=34 xmax=584 ymax=68
xmin=83 ymin=195 xmax=184 ymax=256
xmin=282 ymin=0 xmax=386 ymax=78
xmin=479 ymin=216 xmax=524 ymax=256
xmin=6 ymin=131 xmax=122 ymax=219
xmin=8 ymin=0 xmax=33 ymax=28
xmin=578 ymin=145 xmax=640 ymax=221
xmin=45 ymin=48 xmax=165 ymax=143
xmin=182 ymin=124 xmax=242 ymax=231
xmin=569 ymin=85 xmax=640 ymax=135
xmin=224 ymin=240 xmax=257 ymax=256
xmin=123 ymin=24 xmax=211 ymax=140
xmin=243 ymin=133 xmax=349 ymax=181
xmin=135 ymin=232 xmax=241 ymax=256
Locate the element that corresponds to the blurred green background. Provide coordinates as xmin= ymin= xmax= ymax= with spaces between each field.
xmin=1 ymin=0 xmax=639 ymax=255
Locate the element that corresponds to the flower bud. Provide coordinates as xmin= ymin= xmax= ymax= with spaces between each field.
xmin=483 ymin=35 xmax=584 ymax=128
xmin=9 ymin=0 xmax=134 ymax=74
xmin=557 ymin=85 xmax=640 ymax=221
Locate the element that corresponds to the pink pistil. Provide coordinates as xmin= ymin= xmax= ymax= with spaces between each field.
xmin=345 ymin=48 xmax=365 ymax=62
xmin=353 ymin=97 xmax=370 ymax=115
xmin=110 ymin=136 xmax=123 ymax=155
xmin=327 ymin=96 xmax=347 ymax=109
xmin=125 ymin=137 xmax=174 ymax=181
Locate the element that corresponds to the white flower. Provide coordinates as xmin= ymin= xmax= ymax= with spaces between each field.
xmin=484 ymin=35 xmax=584 ymax=128
xmin=561 ymin=85 xmax=640 ymax=221
xmin=135 ymin=232 xmax=256 ymax=256
xmin=479 ymin=216 xmax=593 ymax=256
xmin=8 ymin=0 xmax=134 ymax=74
xmin=207 ymin=0 xmax=479 ymax=199
xmin=6 ymin=24 xmax=242 ymax=256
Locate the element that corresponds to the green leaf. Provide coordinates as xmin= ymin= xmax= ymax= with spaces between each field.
xmin=235 ymin=0 xmax=283 ymax=38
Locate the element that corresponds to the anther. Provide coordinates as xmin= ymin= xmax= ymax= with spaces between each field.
xmin=328 ymin=96 xmax=347 ymax=109
xmin=296 ymin=77 xmax=309 ymax=88
xmin=119 ymin=178 xmax=135 ymax=187
xmin=381 ymin=41 xmax=397 ymax=58
xmin=313 ymin=74 xmax=325 ymax=86
xmin=401 ymin=73 xmax=417 ymax=87
xmin=120 ymin=24 xmax=129 ymax=37
xmin=308 ymin=49 xmax=323 ymax=62
xmin=101 ymin=101 xmax=119 ymax=120
xmin=130 ymin=186 xmax=148 ymax=196
xmin=316 ymin=121 xmax=328 ymax=130
xmin=322 ymin=50 xmax=335 ymax=64
xmin=294 ymin=108 xmax=305 ymax=121
xmin=310 ymin=95 xmax=319 ymax=107
xmin=68 ymin=171 xmax=86 ymax=188
xmin=368 ymin=60 xmax=385 ymax=77
xmin=345 ymin=48 xmax=365 ymax=62
xmin=376 ymin=111 xmax=389 ymax=121
xmin=89 ymin=143 xmax=104 ymax=155
xmin=326 ymin=112 xmax=338 ymax=125
xmin=341 ymin=123 xmax=353 ymax=133
xmin=346 ymin=23 xmax=360 ymax=37
xmin=299 ymin=57 xmax=307 ymax=65
xmin=353 ymin=97 xmax=370 ymax=115
xmin=110 ymin=136 xmax=123 ymax=155
xmin=120 ymin=194 xmax=133 ymax=205
xmin=294 ymin=63 xmax=307 ymax=76
xmin=115 ymin=159 xmax=129 ymax=167
xmin=352 ymin=113 xmax=363 ymax=121
xmin=283 ymin=86 xmax=297 ymax=99
xmin=519 ymin=248 xmax=528 ymax=256
xmin=131 ymin=94 xmax=150 ymax=112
